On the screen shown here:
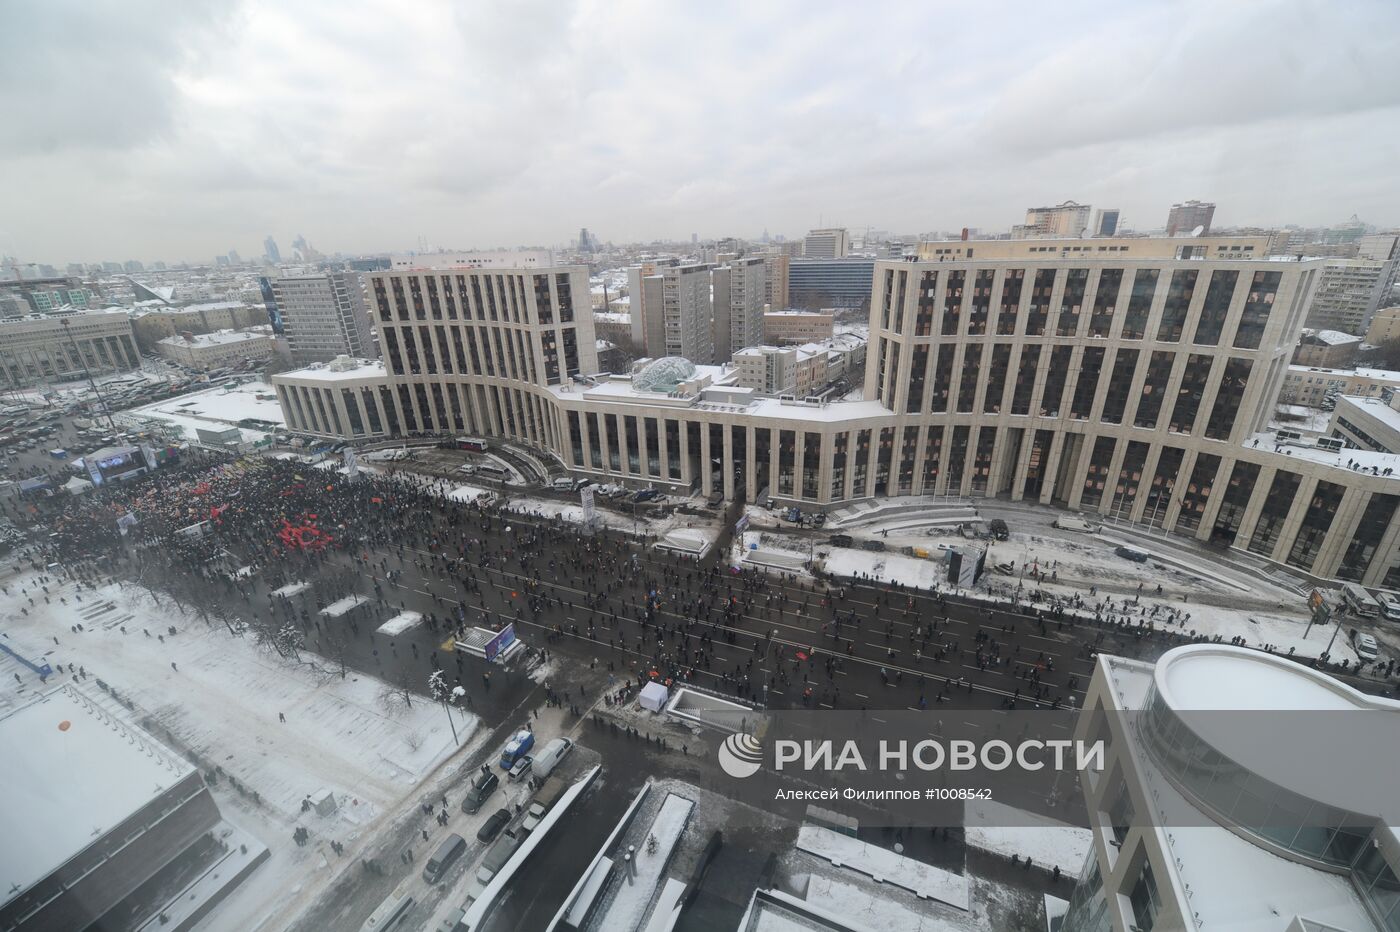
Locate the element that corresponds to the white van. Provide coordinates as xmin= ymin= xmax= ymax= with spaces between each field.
xmin=1342 ymin=583 xmax=1381 ymax=619
xmin=531 ymin=737 xmax=574 ymax=779
xmin=1375 ymin=591 xmax=1400 ymax=623
xmin=1053 ymin=514 xmax=1101 ymax=533
xmin=360 ymin=881 xmax=414 ymax=932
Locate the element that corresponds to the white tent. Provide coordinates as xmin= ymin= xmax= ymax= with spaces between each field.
xmin=638 ymin=681 xmax=669 ymax=712
xmin=62 ymin=476 xmax=94 ymax=496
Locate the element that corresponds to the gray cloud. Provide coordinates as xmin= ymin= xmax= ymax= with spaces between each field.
xmin=2 ymin=0 xmax=1398 ymax=264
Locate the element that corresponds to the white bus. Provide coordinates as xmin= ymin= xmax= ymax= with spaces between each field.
xmin=360 ymin=880 xmax=414 ymax=932
xmin=1341 ymin=583 xmax=1381 ymax=619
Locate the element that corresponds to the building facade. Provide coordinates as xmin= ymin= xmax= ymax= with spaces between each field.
xmin=1013 ymin=201 xmax=1091 ymax=238
xmin=713 ymin=257 xmax=766 ymax=361
xmin=0 ymin=310 xmax=140 ymax=387
xmin=628 ymin=263 xmax=714 ymax=362
xmin=764 ymin=310 xmax=835 ymax=346
xmin=274 ymin=245 xmax=1400 ymax=587
xmin=1330 ymin=393 xmax=1400 ymax=455
xmin=155 ymin=329 xmax=276 ymax=370
xmin=802 ymin=228 xmax=850 ymax=259
xmin=763 ymin=254 xmax=790 ymax=310
xmin=1164 ymin=199 xmax=1216 ymax=236
xmin=1280 ymin=366 xmax=1400 ymax=407
xmin=1303 ymin=257 xmax=1397 ymax=335
xmin=1063 ymin=645 xmax=1400 ymax=932
xmin=788 ymin=258 xmax=875 ymax=310
xmin=270 ymin=272 xmax=376 ymax=364
xmin=1291 ymin=329 xmax=1362 ymax=369
xmin=1367 ymin=307 xmax=1400 ymax=345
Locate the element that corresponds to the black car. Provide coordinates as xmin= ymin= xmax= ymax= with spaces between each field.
xmin=462 ymin=769 xmax=500 ymax=814
xmin=829 ymin=534 xmax=854 ymax=547
xmin=477 ymin=807 xmax=511 ymax=843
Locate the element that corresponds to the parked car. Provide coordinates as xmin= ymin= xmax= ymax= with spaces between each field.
xmin=550 ymin=477 xmax=574 ymax=491
xmin=531 ymin=737 xmax=574 ymax=779
xmin=829 ymin=534 xmax=854 ymax=547
xmin=634 ymin=489 xmax=661 ymax=502
xmin=461 ymin=769 xmax=499 ymax=814
xmin=572 ymin=478 xmax=594 ymax=491
xmin=476 ymin=808 xmax=511 ymax=843
xmin=1053 ymin=514 xmax=1101 ymax=533
xmin=988 ymin=518 xmax=1009 ymax=540
xmin=1114 ymin=545 xmax=1150 ymax=563
xmin=508 ymin=755 xmax=533 ymax=782
xmin=861 ymin=539 xmax=886 ymax=552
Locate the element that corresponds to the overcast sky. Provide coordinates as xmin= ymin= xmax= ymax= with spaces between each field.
xmin=3 ymin=0 xmax=1399 ymax=265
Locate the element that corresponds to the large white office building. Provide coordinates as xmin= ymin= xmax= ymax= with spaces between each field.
xmin=273 ymin=240 xmax=1400 ymax=587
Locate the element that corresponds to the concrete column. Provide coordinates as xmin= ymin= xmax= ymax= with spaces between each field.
xmin=1269 ymin=475 xmax=1319 ymax=565
xmin=793 ymin=430 xmax=806 ymax=500
xmin=1162 ymin=449 xmax=1197 ymax=531
xmin=1362 ymin=497 xmax=1400 ymax=587
xmin=657 ymin=417 xmax=670 ymax=481
xmin=1037 ymin=429 xmax=1067 ymax=506
xmin=1310 ymin=486 xmax=1368 ymax=580
xmin=817 ymin=430 xmax=834 ymax=504
xmin=1194 ymin=456 xmax=1236 ymax=543
xmin=745 ymin=425 xmax=758 ymax=502
xmin=723 ymin=423 xmax=735 ymax=501
xmin=331 ymin=387 xmax=355 ymax=439
xmin=1098 ymin=436 xmax=1131 ymax=519
xmin=1129 ymin=444 xmax=1165 ymax=523
xmin=1232 ymin=464 xmax=1278 ymax=551
xmin=679 ymin=421 xmax=692 ymax=488
xmin=699 ymin=422 xmax=712 ymax=497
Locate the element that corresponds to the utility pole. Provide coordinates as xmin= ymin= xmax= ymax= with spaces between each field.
xmin=60 ymin=318 xmax=119 ymax=432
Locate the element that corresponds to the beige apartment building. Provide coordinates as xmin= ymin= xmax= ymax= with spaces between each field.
xmin=1280 ymin=365 xmax=1400 ymax=407
xmin=1366 ymin=306 xmax=1400 ymax=345
xmin=763 ymin=310 xmax=834 ymax=345
xmin=155 ymin=329 xmax=276 ymax=371
xmin=274 ymin=245 xmax=1400 ymax=587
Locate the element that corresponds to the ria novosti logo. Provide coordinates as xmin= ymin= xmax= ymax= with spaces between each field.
xmin=718 ymin=733 xmax=764 ymax=779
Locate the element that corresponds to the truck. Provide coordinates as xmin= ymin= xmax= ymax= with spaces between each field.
xmin=521 ymin=777 xmax=566 ymax=832
xmin=499 ymin=728 xmax=535 ymax=769
xmin=1341 ymin=583 xmax=1381 ymax=619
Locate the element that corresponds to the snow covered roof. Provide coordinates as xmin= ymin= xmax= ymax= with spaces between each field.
xmin=0 ymin=686 xmax=195 ymax=908
xmin=273 ymin=359 xmax=387 ymax=382
xmin=1309 ymin=329 xmax=1362 ymax=345
xmin=156 ymin=329 xmax=270 ymax=348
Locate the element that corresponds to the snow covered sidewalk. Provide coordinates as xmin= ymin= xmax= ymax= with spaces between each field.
xmin=796 ymin=824 xmax=969 ymax=910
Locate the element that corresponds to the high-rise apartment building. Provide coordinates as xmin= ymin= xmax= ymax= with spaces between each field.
xmin=1165 ymin=199 xmax=1216 ymax=236
xmin=1303 ymin=257 xmax=1398 ymax=335
xmin=712 ymin=256 xmax=767 ymax=361
xmin=763 ymin=254 xmax=790 ymax=310
xmin=627 ymin=262 xmax=713 ymax=361
xmin=1012 ymin=201 xmax=1092 ymax=239
xmin=803 ymin=228 xmax=850 ymax=259
xmin=270 ymin=272 xmax=376 ymax=364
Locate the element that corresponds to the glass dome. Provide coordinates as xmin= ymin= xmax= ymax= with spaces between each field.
xmin=632 ymin=357 xmax=696 ymax=393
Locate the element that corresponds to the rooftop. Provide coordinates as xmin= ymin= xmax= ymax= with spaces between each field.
xmin=273 ymin=358 xmax=387 ymax=382
xmin=1288 ymin=364 xmax=1400 ymax=380
xmin=0 ymin=686 xmax=196 ymax=907
xmin=156 ymin=328 xmax=270 ymax=348
xmin=1247 ymin=429 xmax=1400 ymax=478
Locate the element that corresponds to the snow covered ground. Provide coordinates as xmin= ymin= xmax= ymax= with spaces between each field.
xmin=0 ymin=569 xmax=481 ymax=932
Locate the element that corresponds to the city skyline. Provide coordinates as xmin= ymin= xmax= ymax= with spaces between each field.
xmin=3 ymin=0 xmax=1400 ymax=263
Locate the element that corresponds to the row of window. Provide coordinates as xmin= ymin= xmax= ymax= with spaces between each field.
xmin=371 ymin=272 xmax=577 ymax=327
xmin=880 ymin=267 xmax=1282 ymax=347
xmin=380 ymin=321 xmax=582 ymax=387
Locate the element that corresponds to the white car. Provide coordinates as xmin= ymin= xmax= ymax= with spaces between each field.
xmin=1351 ymin=630 xmax=1380 ymax=663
